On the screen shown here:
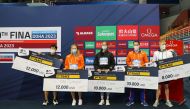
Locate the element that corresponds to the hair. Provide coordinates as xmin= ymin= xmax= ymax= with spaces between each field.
xmin=102 ymin=41 xmax=108 ymax=45
xmin=70 ymin=44 xmax=80 ymax=56
xmin=133 ymin=41 xmax=140 ymax=45
xmin=50 ymin=44 xmax=57 ymax=50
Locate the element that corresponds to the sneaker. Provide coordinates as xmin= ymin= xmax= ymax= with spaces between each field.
xmin=141 ymin=101 xmax=148 ymax=107
xmin=42 ymin=100 xmax=49 ymax=106
xmin=153 ymin=101 xmax=159 ymax=107
xmin=72 ymin=99 xmax=77 ymax=106
xmin=98 ymin=100 xmax=105 ymax=105
xmin=106 ymin=100 xmax=110 ymax=106
xmin=78 ymin=99 xmax=83 ymax=106
xmin=165 ymin=101 xmax=173 ymax=107
xmin=53 ymin=99 xmax=58 ymax=105
xmin=126 ymin=101 xmax=134 ymax=107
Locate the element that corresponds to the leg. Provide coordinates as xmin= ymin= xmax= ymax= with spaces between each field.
xmin=126 ymin=89 xmax=135 ymax=106
xmin=156 ymin=85 xmax=162 ymax=101
xmin=129 ymin=88 xmax=135 ymax=102
xmin=53 ymin=91 xmax=58 ymax=105
xmin=44 ymin=91 xmax=49 ymax=101
xmin=165 ymin=84 xmax=173 ymax=107
xmin=71 ymin=92 xmax=76 ymax=100
xmin=106 ymin=93 xmax=110 ymax=105
xmin=100 ymin=92 xmax=104 ymax=100
xmin=78 ymin=92 xmax=82 ymax=100
xmin=165 ymin=84 xmax=169 ymax=101
xmin=78 ymin=92 xmax=83 ymax=105
xmin=71 ymin=92 xmax=76 ymax=106
xmin=153 ymin=85 xmax=161 ymax=107
xmin=140 ymin=89 xmax=148 ymax=106
xmin=140 ymin=89 xmax=145 ymax=103
xmin=106 ymin=93 xmax=110 ymax=100
xmin=42 ymin=91 xmax=49 ymax=105
xmin=99 ymin=92 xmax=105 ymax=105
xmin=53 ymin=91 xmax=57 ymax=100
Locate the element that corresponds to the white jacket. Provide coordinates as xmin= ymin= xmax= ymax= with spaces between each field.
xmin=153 ymin=50 xmax=173 ymax=61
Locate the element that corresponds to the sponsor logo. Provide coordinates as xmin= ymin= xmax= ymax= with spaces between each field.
xmin=74 ymin=26 xmax=95 ymax=41
xmin=85 ymin=57 xmax=95 ymax=65
xmin=117 ymin=42 xmax=127 ymax=48
xmin=114 ymin=65 xmax=125 ymax=71
xmin=117 ymin=49 xmax=127 ymax=56
xmin=96 ymin=26 xmax=116 ymax=40
xmin=76 ymin=42 xmax=84 ymax=49
xmin=117 ymin=25 xmax=138 ymax=40
xmin=140 ymin=41 xmax=149 ymax=48
xmin=108 ymin=42 xmax=116 ymax=48
xmin=150 ymin=41 xmax=159 ymax=48
xmin=140 ymin=26 xmax=160 ymax=40
xmin=85 ymin=42 xmax=95 ymax=49
xmin=85 ymin=50 xmax=95 ymax=56
xmin=85 ymin=65 xmax=94 ymax=71
xmin=117 ymin=57 xmax=126 ymax=64
xmin=96 ymin=42 xmax=102 ymax=49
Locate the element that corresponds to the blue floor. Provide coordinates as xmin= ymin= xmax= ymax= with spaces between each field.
xmin=0 ymin=78 xmax=190 ymax=109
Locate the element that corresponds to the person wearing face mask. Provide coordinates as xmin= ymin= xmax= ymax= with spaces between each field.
xmin=93 ymin=41 xmax=115 ymax=106
xmin=152 ymin=41 xmax=173 ymax=108
xmin=64 ymin=44 xmax=85 ymax=106
xmin=126 ymin=41 xmax=149 ymax=107
xmin=43 ymin=44 xmax=63 ymax=106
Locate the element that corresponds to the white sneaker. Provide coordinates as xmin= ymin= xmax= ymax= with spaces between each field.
xmin=166 ymin=101 xmax=173 ymax=107
xmin=78 ymin=99 xmax=83 ymax=105
xmin=53 ymin=99 xmax=58 ymax=105
xmin=153 ymin=100 xmax=159 ymax=107
xmin=42 ymin=100 xmax=49 ymax=106
xmin=98 ymin=100 xmax=105 ymax=105
xmin=106 ymin=100 xmax=110 ymax=106
xmin=72 ymin=99 xmax=77 ymax=106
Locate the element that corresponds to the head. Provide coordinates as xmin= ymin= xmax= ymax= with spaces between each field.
xmin=102 ymin=41 xmax=108 ymax=52
xmin=50 ymin=44 xmax=57 ymax=54
xmin=70 ymin=44 xmax=78 ymax=55
xmin=133 ymin=41 xmax=140 ymax=52
xmin=159 ymin=41 xmax=166 ymax=51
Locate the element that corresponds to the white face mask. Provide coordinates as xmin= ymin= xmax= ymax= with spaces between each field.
xmin=71 ymin=49 xmax=77 ymax=54
xmin=160 ymin=44 xmax=166 ymax=50
xmin=50 ymin=49 xmax=56 ymax=54
xmin=134 ymin=45 xmax=139 ymax=52
xmin=102 ymin=45 xmax=107 ymax=50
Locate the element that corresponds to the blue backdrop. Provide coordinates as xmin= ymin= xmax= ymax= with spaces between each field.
xmin=0 ymin=4 xmax=159 ymax=101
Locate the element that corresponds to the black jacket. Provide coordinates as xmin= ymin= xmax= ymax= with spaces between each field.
xmin=93 ymin=49 xmax=115 ymax=71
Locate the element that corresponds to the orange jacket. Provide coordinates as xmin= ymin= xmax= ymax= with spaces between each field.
xmin=126 ymin=50 xmax=149 ymax=67
xmin=64 ymin=54 xmax=85 ymax=70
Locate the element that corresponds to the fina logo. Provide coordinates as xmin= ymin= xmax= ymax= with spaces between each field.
xmin=141 ymin=28 xmax=158 ymax=38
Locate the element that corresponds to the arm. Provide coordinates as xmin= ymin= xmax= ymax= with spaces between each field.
xmin=126 ymin=52 xmax=132 ymax=67
xmin=109 ymin=53 xmax=115 ymax=71
xmin=143 ymin=52 xmax=149 ymax=66
xmin=64 ymin=56 xmax=69 ymax=70
xmin=78 ymin=55 xmax=85 ymax=69
xmin=93 ymin=54 xmax=100 ymax=71
xmin=152 ymin=51 xmax=158 ymax=62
